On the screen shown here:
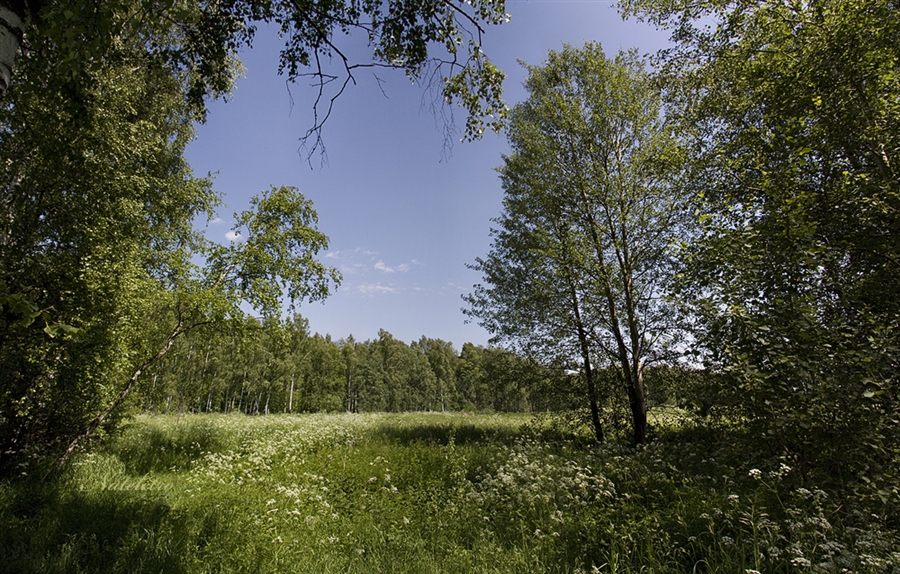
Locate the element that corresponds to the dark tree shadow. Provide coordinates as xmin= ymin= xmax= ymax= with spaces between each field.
xmin=374 ymin=421 xmax=525 ymax=446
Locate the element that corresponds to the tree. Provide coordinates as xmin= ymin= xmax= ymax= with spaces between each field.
xmin=622 ymin=0 xmax=900 ymax=474
xmin=339 ymin=335 xmax=364 ymax=413
xmin=0 ymin=22 xmax=216 ymax=471
xmin=292 ymin=333 xmax=342 ymax=412
xmin=0 ymin=0 xmax=508 ymax=145
xmin=455 ymin=342 xmax=488 ymax=410
xmin=466 ymin=43 xmax=684 ymax=443
xmin=416 ymin=337 xmax=459 ymax=412
xmin=57 ymin=185 xmax=339 ymax=464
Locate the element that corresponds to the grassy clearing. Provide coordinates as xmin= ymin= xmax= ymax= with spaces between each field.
xmin=1 ymin=412 xmax=897 ymax=573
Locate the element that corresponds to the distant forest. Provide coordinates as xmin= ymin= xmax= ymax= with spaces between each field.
xmin=142 ymin=315 xmax=687 ymax=434
xmin=143 ymin=315 xmax=591 ymax=416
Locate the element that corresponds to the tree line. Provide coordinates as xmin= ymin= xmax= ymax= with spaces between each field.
xmin=139 ymin=314 xmax=686 ymax=434
xmin=140 ymin=316 xmax=571 ymax=416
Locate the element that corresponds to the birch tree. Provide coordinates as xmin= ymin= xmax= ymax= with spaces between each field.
xmin=466 ymin=43 xmax=685 ymax=443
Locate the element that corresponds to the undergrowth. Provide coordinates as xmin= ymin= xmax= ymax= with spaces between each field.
xmin=1 ymin=412 xmax=897 ymax=573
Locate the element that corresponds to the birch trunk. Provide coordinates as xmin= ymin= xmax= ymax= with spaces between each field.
xmin=0 ymin=1 xmax=30 ymax=100
xmin=289 ymin=374 xmax=295 ymax=413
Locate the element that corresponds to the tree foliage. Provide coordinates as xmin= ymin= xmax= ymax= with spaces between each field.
xmin=621 ymin=0 xmax=899 ymax=475
xmin=0 ymin=19 xmax=215 ymax=470
xmin=0 ymin=7 xmax=343 ymax=472
xmin=1 ymin=0 xmax=509 ymax=147
xmin=465 ymin=43 xmax=685 ymax=444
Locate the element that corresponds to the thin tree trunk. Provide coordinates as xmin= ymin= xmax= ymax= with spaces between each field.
xmin=554 ymin=218 xmax=604 ymax=443
xmin=571 ymin=285 xmax=604 ymax=443
xmin=145 ymin=374 xmax=158 ymax=411
xmin=289 ymin=374 xmax=295 ymax=413
xmin=576 ymin=184 xmax=648 ymax=445
xmin=618 ymin=212 xmax=648 ymax=445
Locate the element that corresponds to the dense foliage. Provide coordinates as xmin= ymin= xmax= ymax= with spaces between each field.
xmin=0 ymin=13 xmax=223 ymax=471
xmin=620 ymin=0 xmax=899 ymax=488
xmin=140 ymin=317 xmax=571 ymax=416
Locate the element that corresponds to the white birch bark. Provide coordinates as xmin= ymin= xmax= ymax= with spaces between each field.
xmin=0 ymin=2 xmax=29 ymax=100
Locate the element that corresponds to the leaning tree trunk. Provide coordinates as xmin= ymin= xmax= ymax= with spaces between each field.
xmin=554 ymin=218 xmax=605 ymax=443
xmin=56 ymin=323 xmax=185 ymax=469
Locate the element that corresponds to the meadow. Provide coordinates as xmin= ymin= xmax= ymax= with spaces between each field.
xmin=1 ymin=412 xmax=897 ymax=573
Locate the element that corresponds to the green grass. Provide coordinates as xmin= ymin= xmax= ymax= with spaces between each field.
xmin=1 ymin=412 xmax=897 ymax=573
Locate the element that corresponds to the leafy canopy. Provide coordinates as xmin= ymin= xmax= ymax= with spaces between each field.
xmin=622 ymin=0 xmax=900 ymax=472
xmin=466 ymin=43 xmax=685 ymax=443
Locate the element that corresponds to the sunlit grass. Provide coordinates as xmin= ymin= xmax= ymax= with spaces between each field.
xmin=1 ymin=412 xmax=897 ymax=573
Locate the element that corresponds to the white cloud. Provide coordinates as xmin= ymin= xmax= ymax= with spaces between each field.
xmin=375 ymin=259 xmax=413 ymax=273
xmin=326 ymin=247 xmax=380 ymax=261
xmin=444 ymin=281 xmax=468 ymax=293
xmin=322 ymin=248 xmax=415 ymax=276
xmin=210 ymin=217 xmax=224 ymax=224
xmin=374 ymin=260 xmax=394 ymax=273
xmin=357 ymin=283 xmax=398 ymax=295
xmin=225 ymin=230 xmax=241 ymax=241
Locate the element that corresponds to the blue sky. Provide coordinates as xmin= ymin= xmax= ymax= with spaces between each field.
xmin=185 ymin=1 xmax=670 ymax=349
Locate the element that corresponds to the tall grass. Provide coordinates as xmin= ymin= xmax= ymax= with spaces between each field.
xmin=1 ymin=412 xmax=897 ymax=573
